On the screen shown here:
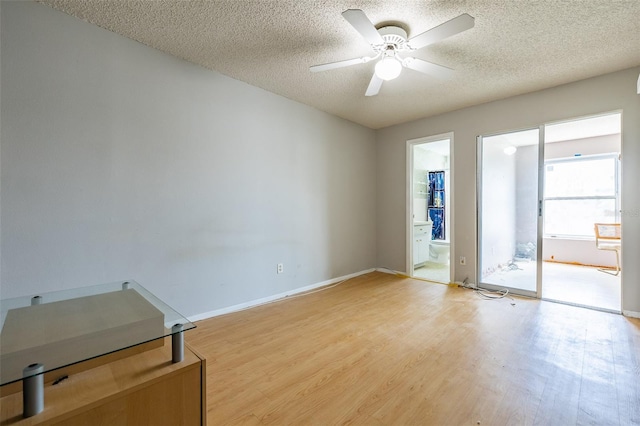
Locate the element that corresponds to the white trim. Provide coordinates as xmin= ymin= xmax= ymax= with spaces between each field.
xmin=622 ymin=310 xmax=640 ymax=319
xmin=536 ymin=125 xmax=545 ymax=299
xmin=376 ymin=267 xmax=407 ymax=276
xmin=542 ymin=298 xmax=621 ymax=315
xmin=406 ymin=141 xmax=413 ymax=276
xmin=187 ymin=268 xmax=376 ymax=322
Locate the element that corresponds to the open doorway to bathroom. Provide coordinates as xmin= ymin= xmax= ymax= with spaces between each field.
xmin=407 ymin=134 xmax=453 ymax=284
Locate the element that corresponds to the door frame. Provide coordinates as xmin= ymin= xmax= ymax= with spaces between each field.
xmin=406 ymin=132 xmax=455 ymax=281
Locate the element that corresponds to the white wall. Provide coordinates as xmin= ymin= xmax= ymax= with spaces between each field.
xmin=376 ymin=66 xmax=640 ymax=314
xmin=0 ymin=2 xmax=377 ymax=318
xmin=543 ymin=238 xmax=617 ymax=268
xmin=515 ymin=144 xmax=538 ymax=254
xmin=0 ymin=0 xmax=3 ymax=299
xmin=480 ymin=142 xmax=516 ymax=277
xmin=545 ymin=133 xmax=620 ymax=158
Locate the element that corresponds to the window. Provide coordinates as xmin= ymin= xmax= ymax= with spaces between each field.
xmin=544 ymin=154 xmax=619 ymax=238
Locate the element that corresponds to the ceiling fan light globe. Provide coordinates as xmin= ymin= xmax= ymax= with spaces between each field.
xmin=375 ymin=57 xmax=402 ymax=81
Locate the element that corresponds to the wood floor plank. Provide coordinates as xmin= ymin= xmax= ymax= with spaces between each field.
xmin=611 ymin=319 xmax=640 ymax=425
xmin=577 ymin=319 xmax=621 ymax=425
xmin=186 ymin=272 xmax=640 ymax=425
xmin=532 ymin=324 xmax=584 ymax=425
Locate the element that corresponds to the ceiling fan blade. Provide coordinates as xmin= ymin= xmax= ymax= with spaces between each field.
xmin=365 ymin=74 xmax=383 ymax=96
xmin=407 ymin=14 xmax=474 ymax=50
xmin=310 ymin=57 xmax=369 ymax=73
xmin=403 ymin=57 xmax=453 ymax=79
xmin=342 ymin=9 xmax=384 ymax=46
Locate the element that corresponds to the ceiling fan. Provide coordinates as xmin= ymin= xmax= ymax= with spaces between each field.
xmin=310 ymin=9 xmax=475 ymax=96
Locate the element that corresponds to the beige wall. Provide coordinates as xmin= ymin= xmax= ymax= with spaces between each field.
xmin=2 ymin=2 xmax=639 ymax=318
xmin=376 ymin=66 xmax=640 ymax=314
xmin=1 ymin=2 xmax=377 ymax=318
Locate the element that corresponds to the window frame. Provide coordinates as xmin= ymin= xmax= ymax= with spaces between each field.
xmin=543 ymin=152 xmax=620 ymax=239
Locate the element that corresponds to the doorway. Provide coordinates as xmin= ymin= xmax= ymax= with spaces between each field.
xmin=407 ymin=134 xmax=453 ymax=283
xmin=477 ymin=112 xmax=622 ymax=312
xmin=541 ymin=113 xmax=622 ymax=312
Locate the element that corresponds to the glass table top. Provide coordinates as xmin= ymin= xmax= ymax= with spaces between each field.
xmin=0 ymin=280 xmax=195 ymax=386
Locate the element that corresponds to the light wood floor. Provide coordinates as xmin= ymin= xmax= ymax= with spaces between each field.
xmin=186 ymin=272 xmax=640 ymax=425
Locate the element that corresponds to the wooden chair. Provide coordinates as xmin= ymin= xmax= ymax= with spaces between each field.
xmin=594 ymin=223 xmax=621 ymax=276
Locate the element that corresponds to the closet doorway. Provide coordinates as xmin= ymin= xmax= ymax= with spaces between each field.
xmin=407 ymin=133 xmax=453 ymax=284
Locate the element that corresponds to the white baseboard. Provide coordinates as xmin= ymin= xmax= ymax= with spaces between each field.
xmin=622 ymin=310 xmax=640 ymax=318
xmin=188 ymin=268 xmax=376 ymax=322
xmin=376 ymin=267 xmax=409 ymax=276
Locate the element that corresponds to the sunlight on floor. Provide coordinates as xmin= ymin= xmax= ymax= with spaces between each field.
xmin=542 ymin=262 xmax=620 ymax=312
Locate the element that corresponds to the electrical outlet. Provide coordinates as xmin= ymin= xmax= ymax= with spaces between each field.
xmin=459 ymin=256 xmax=466 ymax=265
xmin=277 ymin=263 xmax=284 ymax=274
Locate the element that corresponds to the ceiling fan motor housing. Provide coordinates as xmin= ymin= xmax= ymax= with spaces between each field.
xmin=376 ymin=26 xmax=411 ymax=53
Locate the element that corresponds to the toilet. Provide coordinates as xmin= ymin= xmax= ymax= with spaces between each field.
xmin=429 ymin=240 xmax=450 ymax=264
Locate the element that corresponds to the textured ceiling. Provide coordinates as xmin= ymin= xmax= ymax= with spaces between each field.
xmin=38 ymin=0 xmax=640 ymax=129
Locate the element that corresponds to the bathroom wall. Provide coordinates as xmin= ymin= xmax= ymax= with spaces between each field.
xmin=414 ymin=146 xmax=447 ymax=223
xmin=413 ymin=169 xmax=429 ymax=222
xmin=415 ymin=147 xmax=447 ymax=171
